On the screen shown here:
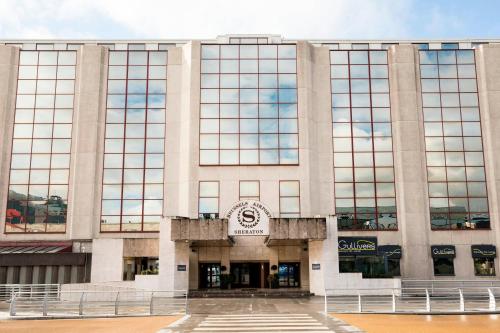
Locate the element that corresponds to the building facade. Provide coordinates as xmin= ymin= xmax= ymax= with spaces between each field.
xmin=0 ymin=36 xmax=499 ymax=294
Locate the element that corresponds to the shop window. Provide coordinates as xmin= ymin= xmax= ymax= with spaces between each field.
xmin=474 ymin=258 xmax=495 ymax=276
xmin=339 ymin=256 xmax=400 ymax=278
xmin=433 ymin=258 xmax=455 ymax=276
xmin=123 ymin=257 xmax=159 ymax=281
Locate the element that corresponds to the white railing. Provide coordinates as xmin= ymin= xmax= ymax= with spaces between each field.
xmin=6 ymin=289 xmax=187 ymax=317
xmin=0 ymin=284 xmax=60 ymax=301
xmin=325 ymin=286 xmax=500 ymax=314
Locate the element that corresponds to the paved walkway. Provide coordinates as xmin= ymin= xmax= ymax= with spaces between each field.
xmin=164 ymin=297 xmax=363 ymax=332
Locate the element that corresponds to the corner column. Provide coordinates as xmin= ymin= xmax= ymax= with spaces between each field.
xmin=0 ymin=46 xmax=19 ymax=230
xmin=476 ymin=44 xmax=500 ymax=275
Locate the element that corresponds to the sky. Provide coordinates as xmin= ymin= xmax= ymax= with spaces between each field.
xmin=0 ymin=0 xmax=499 ymax=40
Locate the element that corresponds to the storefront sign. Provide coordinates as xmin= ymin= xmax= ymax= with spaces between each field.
xmin=312 ymin=263 xmax=321 ymax=270
xmin=471 ymin=245 xmax=496 ymax=258
xmin=431 ymin=245 xmax=456 ymax=258
xmin=338 ymin=237 xmax=377 ymax=256
xmin=227 ymin=200 xmax=271 ymax=236
xmin=177 ymin=265 xmax=186 ymax=271
xmin=378 ymin=245 xmax=402 ymax=259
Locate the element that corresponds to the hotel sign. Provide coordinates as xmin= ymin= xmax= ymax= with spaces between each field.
xmin=227 ymin=200 xmax=271 ymax=236
xmin=338 ymin=237 xmax=377 ymax=256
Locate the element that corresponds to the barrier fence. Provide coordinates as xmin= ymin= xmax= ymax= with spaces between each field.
xmin=325 ymin=286 xmax=500 ymax=314
xmin=4 ymin=288 xmax=187 ymax=317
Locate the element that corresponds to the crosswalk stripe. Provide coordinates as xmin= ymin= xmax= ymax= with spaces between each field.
xmin=191 ymin=313 xmax=334 ymax=332
xmin=193 ymin=327 xmax=331 ymax=331
xmin=200 ymin=323 xmax=324 ymax=326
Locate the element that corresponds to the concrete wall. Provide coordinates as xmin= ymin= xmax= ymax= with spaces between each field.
xmin=91 ymin=238 xmax=124 ymax=282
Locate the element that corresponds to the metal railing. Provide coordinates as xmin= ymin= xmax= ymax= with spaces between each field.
xmin=0 ymin=284 xmax=60 ymax=301
xmin=325 ymin=286 xmax=500 ymax=314
xmin=7 ymin=289 xmax=187 ymax=317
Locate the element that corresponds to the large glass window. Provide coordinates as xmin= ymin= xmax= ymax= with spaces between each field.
xmin=419 ymin=50 xmax=490 ymax=230
xmin=279 ymin=181 xmax=300 ymax=217
xmin=330 ymin=50 xmax=397 ymax=231
xmin=199 ymin=181 xmax=219 ymax=219
xmin=100 ymin=51 xmax=167 ymax=232
xmin=239 ymin=181 xmax=260 ymax=201
xmin=6 ymin=51 xmax=76 ymax=233
xmin=200 ymin=44 xmax=299 ymax=165
xmin=339 ymin=256 xmax=400 ymax=278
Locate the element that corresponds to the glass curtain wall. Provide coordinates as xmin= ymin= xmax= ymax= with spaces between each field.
xmin=330 ymin=50 xmax=397 ymax=230
xmin=100 ymin=50 xmax=167 ymax=232
xmin=6 ymin=50 xmax=76 ymax=233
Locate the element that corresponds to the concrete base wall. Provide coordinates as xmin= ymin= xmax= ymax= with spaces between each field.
xmin=91 ymin=238 xmax=124 ymax=282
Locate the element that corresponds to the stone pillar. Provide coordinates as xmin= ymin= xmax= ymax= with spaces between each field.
xmin=158 ymin=218 xmax=189 ymax=290
xmin=475 ymin=44 xmax=500 ymax=275
xmin=0 ymin=46 xmax=19 ymax=231
xmin=389 ymin=45 xmax=432 ymax=278
xmin=69 ymin=45 xmax=107 ymax=239
xmin=309 ymin=216 xmax=338 ymax=296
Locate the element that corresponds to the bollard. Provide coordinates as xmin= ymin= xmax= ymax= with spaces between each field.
xmin=79 ymin=292 xmax=85 ymax=315
xmin=114 ymin=292 xmax=120 ymax=315
xmin=9 ymin=292 xmax=16 ymax=316
xmin=150 ymin=292 xmax=154 ymax=315
xmin=459 ymin=289 xmax=464 ymax=312
xmin=488 ymin=288 xmax=496 ymax=311
xmin=425 ymin=289 xmax=431 ymax=312
xmin=357 ymin=292 xmax=362 ymax=313
xmin=392 ymin=289 xmax=396 ymax=312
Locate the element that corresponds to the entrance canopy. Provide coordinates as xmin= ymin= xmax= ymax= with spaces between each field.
xmin=170 ymin=217 xmax=326 ymax=246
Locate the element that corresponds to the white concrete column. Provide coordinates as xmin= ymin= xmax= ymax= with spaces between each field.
xmin=309 ymin=216 xmax=339 ymax=296
xmin=91 ymin=238 xmax=124 ymax=282
xmin=476 ymin=44 xmax=500 ymax=275
xmin=158 ymin=218 xmax=189 ymax=290
xmin=0 ymin=46 xmax=19 ymax=231
xmin=389 ymin=45 xmax=432 ymax=278
xmin=69 ymin=45 xmax=108 ymax=240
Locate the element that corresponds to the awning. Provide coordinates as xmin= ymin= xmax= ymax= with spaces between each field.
xmin=0 ymin=242 xmax=72 ymax=254
xmin=471 ymin=245 xmax=496 ymax=258
xmin=431 ymin=245 xmax=456 ymax=258
xmin=378 ymin=245 xmax=402 ymax=259
xmin=338 ymin=237 xmax=377 ymax=256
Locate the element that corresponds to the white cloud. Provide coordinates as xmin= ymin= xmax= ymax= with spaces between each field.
xmin=0 ymin=0 xmax=459 ymax=40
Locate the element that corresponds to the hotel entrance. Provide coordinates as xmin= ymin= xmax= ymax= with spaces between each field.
xmin=231 ymin=262 xmax=269 ymax=288
xmin=199 ymin=263 xmax=221 ymax=289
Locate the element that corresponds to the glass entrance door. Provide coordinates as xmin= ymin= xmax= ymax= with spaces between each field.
xmin=278 ymin=263 xmax=300 ymax=287
xmin=231 ymin=262 xmax=269 ymax=288
xmin=199 ymin=263 xmax=221 ymax=288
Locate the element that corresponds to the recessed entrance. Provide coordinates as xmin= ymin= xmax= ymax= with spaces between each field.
xmin=199 ymin=263 xmax=221 ymax=288
xmin=231 ymin=262 xmax=269 ymax=288
xmin=278 ymin=262 xmax=300 ymax=287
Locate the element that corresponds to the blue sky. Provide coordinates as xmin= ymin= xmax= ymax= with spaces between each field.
xmin=0 ymin=0 xmax=498 ymax=40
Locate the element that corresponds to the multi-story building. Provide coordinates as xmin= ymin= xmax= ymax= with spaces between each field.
xmin=0 ymin=35 xmax=499 ymax=294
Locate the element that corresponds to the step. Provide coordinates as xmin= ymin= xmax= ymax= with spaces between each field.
xmin=188 ymin=289 xmax=314 ymax=298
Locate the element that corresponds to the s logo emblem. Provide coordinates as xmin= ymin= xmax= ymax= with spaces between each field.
xmin=241 ymin=209 xmax=256 ymax=223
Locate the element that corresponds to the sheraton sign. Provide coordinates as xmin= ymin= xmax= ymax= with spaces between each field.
xmin=226 ymin=200 xmax=272 ymax=236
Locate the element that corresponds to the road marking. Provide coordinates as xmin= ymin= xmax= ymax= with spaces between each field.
xmin=191 ymin=314 xmax=334 ymax=332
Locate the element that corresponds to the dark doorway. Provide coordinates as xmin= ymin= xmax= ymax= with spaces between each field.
xmin=231 ymin=262 xmax=269 ymax=288
xmin=199 ymin=263 xmax=221 ymax=288
xmin=278 ymin=262 xmax=300 ymax=287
